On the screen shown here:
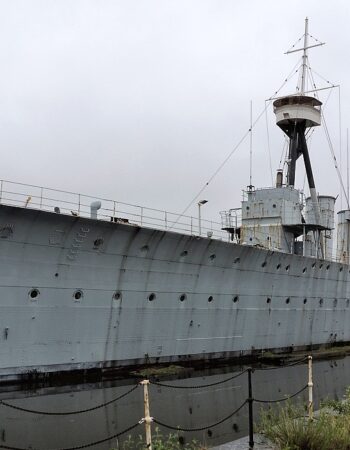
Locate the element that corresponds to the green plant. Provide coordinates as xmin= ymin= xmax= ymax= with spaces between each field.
xmin=321 ymin=386 xmax=350 ymax=415
xmin=259 ymin=400 xmax=350 ymax=450
xmin=113 ymin=428 xmax=207 ymax=450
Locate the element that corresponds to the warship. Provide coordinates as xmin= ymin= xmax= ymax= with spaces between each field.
xmin=1 ymin=19 xmax=350 ymax=382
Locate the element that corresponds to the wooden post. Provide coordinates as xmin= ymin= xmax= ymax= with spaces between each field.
xmin=308 ymin=355 xmax=313 ymax=420
xmin=141 ymin=380 xmax=152 ymax=449
xmin=248 ymin=368 xmax=254 ymax=449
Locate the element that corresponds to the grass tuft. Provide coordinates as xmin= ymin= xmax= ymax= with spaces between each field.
xmin=259 ymin=389 xmax=350 ymax=450
xmin=113 ymin=428 xmax=207 ymax=449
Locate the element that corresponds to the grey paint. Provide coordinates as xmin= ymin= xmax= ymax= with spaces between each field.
xmin=0 ymin=204 xmax=349 ymax=379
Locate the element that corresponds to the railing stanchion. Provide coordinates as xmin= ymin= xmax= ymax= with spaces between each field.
xmin=113 ymin=201 xmax=116 ymax=220
xmin=248 ymin=368 xmax=254 ymax=449
xmin=140 ymin=380 xmax=153 ymax=450
xmin=78 ymin=194 xmax=81 ymax=215
xmin=0 ymin=180 xmax=3 ymax=203
xmin=165 ymin=211 xmax=167 ymax=229
xmin=308 ymin=355 xmax=313 ymax=420
xmin=40 ymin=187 xmax=43 ymax=209
xmin=141 ymin=207 xmax=143 ymax=226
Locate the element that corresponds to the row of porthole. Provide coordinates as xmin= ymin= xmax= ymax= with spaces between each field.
xmin=28 ymin=289 xmax=238 ymax=303
xmin=261 ymin=261 xmax=347 ymax=273
xmin=147 ymin=294 xmax=239 ymax=303
xmin=139 ymin=246 xmax=348 ymax=274
xmin=28 ymin=289 xmax=350 ymax=308
xmin=29 ymin=289 xmax=84 ymax=300
xmin=266 ymin=297 xmax=350 ymax=307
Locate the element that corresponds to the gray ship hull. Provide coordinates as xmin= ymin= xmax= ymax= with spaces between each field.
xmin=0 ymin=204 xmax=349 ymax=381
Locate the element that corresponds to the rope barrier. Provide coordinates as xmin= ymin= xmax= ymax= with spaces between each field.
xmin=0 ymin=422 xmax=140 ymax=450
xmin=153 ymin=399 xmax=248 ymax=432
xmin=0 ymin=384 xmax=139 ymax=415
xmin=149 ymin=369 xmax=248 ymax=389
xmin=253 ymin=384 xmax=308 ymax=404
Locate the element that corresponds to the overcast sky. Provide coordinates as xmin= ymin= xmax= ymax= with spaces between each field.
xmin=1 ymin=0 xmax=350 ymax=223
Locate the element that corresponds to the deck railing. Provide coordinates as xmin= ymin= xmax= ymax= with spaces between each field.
xmin=0 ymin=180 xmax=229 ymax=241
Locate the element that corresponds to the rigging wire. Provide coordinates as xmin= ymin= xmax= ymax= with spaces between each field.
xmin=168 ymin=59 xmax=304 ymax=230
xmin=264 ymin=100 xmax=274 ymax=185
xmin=307 ymin=33 xmax=324 ymax=45
xmin=308 ymin=66 xmax=337 ymax=87
xmin=338 ymin=86 xmax=343 ymax=209
xmin=268 ymin=58 xmax=303 ymax=99
xmin=310 ymin=56 xmax=347 ymax=208
xmin=306 ymin=62 xmax=347 ymax=209
xmin=322 ymin=113 xmax=350 ymax=209
xmin=286 ymin=34 xmax=304 ymax=54
xmin=279 ymin=137 xmax=288 ymax=170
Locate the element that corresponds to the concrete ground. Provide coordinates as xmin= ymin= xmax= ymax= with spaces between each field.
xmin=211 ymin=434 xmax=274 ymax=449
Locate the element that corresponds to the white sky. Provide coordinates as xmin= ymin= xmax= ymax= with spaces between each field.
xmin=1 ymin=0 xmax=350 ymax=222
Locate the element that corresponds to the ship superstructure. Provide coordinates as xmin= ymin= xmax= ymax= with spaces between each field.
xmin=0 ymin=19 xmax=350 ymax=382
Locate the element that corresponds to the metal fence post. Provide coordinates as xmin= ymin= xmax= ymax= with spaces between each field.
xmin=248 ymin=368 xmax=254 ymax=448
xmin=140 ymin=380 xmax=153 ymax=449
xmin=308 ymin=355 xmax=313 ymax=420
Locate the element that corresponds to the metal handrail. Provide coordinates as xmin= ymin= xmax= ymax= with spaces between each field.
xmin=0 ymin=180 xmax=229 ymax=241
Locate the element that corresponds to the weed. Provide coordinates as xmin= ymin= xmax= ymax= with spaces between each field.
xmin=113 ymin=428 xmax=207 ymax=450
xmin=259 ymin=395 xmax=350 ymax=450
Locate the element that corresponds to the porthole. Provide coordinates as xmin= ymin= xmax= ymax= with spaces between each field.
xmin=347 ymin=299 xmax=350 ymax=308
xmin=74 ymin=290 xmax=83 ymax=301
xmin=261 ymin=261 xmax=267 ymax=267
xmin=303 ymin=298 xmax=307 ymax=304
xmin=233 ymin=257 xmax=240 ymax=264
xmin=208 ymin=296 xmax=213 ymax=303
xmin=113 ymin=291 xmax=122 ymax=300
xmin=267 ymin=297 xmax=271 ymax=304
xmin=302 ymin=267 xmax=307 ymax=273
xmin=209 ymin=254 xmax=216 ymax=261
xmin=285 ymin=265 xmax=290 ymax=271
xmin=272 ymin=204 xmax=276 ymax=208
xmin=319 ymin=263 xmax=323 ymax=269
xmin=54 ymin=273 xmax=59 ymax=277
xmin=180 ymin=250 xmax=188 ymax=258
xmin=233 ymin=296 xmax=239 ymax=303
xmin=276 ymin=263 xmax=281 ymax=270
xmin=319 ymin=298 xmax=323 ymax=306
xmin=334 ymin=299 xmax=338 ymax=307
xmin=93 ymin=238 xmax=104 ymax=248
xmin=179 ymin=294 xmax=187 ymax=302
xmin=148 ymin=293 xmax=156 ymax=302
xmin=29 ymin=288 xmax=39 ymax=299
xmin=340 ymin=267 xmax=343 ymax=272
xmin=312 ymin=262 xmax=316 ymax=268
xmin=140 ymin=245 xmax=149 ymax=256
xmin=326 ymin=264 xmax=330 ymax=270
xmin=246 ymin=206 xmax=250 ymax=210
xmin=286 ymin=297 xmax=290 ymax=304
